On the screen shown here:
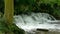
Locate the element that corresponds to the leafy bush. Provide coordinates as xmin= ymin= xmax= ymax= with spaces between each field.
xmin=0 ymin=17 xmax=25 ymax=34
xmin=0 ymin=0 xmax=60 ymax=19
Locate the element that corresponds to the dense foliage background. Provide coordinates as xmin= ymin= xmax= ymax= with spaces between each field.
xmin=0 ymin=0 xmax=60 ymax=19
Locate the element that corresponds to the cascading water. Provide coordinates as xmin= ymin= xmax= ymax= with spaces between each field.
xmin=14 ymin=13 xmax=60 ymax=34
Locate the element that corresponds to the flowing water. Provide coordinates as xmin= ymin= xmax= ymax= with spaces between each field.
xmin=14 ymin=13 xmax=60 ymax=34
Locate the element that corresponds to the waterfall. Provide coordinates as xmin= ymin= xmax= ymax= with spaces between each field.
xmin=14 ymin=13 xmax=60 ymax=34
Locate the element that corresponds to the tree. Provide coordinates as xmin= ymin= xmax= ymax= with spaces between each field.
xmin=4 ymin=0 xmax=14 ymax=24
xmin=2 ymin=0 xmax=25 ymax=34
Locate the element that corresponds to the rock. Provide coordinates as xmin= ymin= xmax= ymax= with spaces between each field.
xmin=37 ymin=29 xmax=49 ymax=32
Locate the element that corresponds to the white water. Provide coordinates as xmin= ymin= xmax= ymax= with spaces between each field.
xmin=14 ymin=13 xmax=60 ymax=34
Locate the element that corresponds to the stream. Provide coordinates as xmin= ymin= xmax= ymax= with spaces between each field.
xmin=14 ymin=13 xmax=60 ymax=34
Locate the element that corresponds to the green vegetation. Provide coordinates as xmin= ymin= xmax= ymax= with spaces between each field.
xmin=0 ymin=0 xmax=25 ymax=34
xmin=14 ymin=0 xmax=60 ymax=19
xmin=0 ymin=0 xmax=60 ymax=34
xmin=0 ymin=0 xmax=60 ymax=19
xmin=0 ymin=18 xmax=25 ymax=34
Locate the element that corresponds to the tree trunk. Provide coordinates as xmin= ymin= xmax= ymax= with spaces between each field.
xmin=2 ymin=0 xmax=25 ymax=34
xmin=4 ymin=0 xmax=14 ymax=25
xmin=3 ymin=0 xmax=14 ymax=34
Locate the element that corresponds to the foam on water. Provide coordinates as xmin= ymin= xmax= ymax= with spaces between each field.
xmin=14 ymin=13 xmax=60 ymax=34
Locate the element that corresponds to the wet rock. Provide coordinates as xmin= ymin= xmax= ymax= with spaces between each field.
xmin=37 ymin=29 xmax=49 ymax=32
